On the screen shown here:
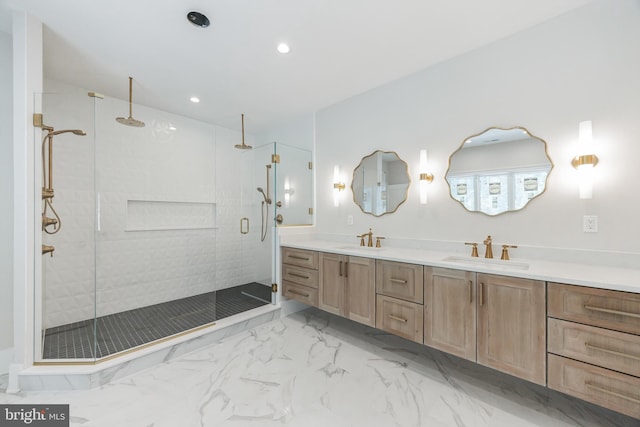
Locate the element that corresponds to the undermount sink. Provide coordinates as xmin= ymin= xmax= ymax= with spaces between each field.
xmin=336 ymin=245 xmax=384 ymax=251
xmin=442 ymin=255 xmax=529 ymax=270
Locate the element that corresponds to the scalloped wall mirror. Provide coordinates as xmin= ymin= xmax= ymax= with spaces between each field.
xmin=351 ymin=150 xmax=411 ymax=217
xmin=445 ymin=127 xmax=553 ymax=216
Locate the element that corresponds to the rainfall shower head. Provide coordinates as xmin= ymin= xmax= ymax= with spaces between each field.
xmin=234 ymin=113 xmax=253 ymax=150
xmin=116 ymin=76 xmax=145 ymax=127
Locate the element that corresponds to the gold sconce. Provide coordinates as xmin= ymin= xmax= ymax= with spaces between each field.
xmin=333 ymin=165 xmax=345 ymax=207
xmin=572 ymin=120 xmax=599 ymax=199
xmin=419 ymin=149 xmax=434 ymax=204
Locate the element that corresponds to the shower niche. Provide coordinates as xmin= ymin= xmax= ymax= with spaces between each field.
xmin=33 ymin=80 xmax=308 ymax=363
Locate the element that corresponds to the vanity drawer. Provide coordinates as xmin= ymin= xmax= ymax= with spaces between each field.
xmin=282 ymin=248 xmax=318 ymax=270
xmin=548 ymin=354 xmax=640 ymax=419
xmin=283 ymin=280 xmax=318 ymax=307
xmin=282 ymin=264 xmax=318 ymax=288
xmin=375 ymin=295 xmax=423 ymax=344
xmin=376 ymin=260 xmax=424 ymax=303
xmin=548 ymin=283 xmax=640 ymax=335
xmin=548 ymin=318 xmax=640 ymax=377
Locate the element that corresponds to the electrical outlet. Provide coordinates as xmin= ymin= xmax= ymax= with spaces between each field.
xmin=583 ymin=215 xmax=598 ymax=233
xmin=347 ymin=215 xmax=353 ymax=225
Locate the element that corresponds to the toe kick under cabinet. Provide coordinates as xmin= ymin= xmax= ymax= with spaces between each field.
xmin=547 ymin=283 xmax=640 ymax=419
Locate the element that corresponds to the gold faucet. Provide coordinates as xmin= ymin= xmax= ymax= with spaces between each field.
xmin=42 ymin=244 xmax=55 ymax=257
xmin=358 ymin=228 xmax=374 ymax=247
xmin=465 ymin=242 xmax=479 ymax=257
xmin=501 ymin=244 xmax=518 ymax=260
xmin=483 ymin=235 xmax=493 ymax=258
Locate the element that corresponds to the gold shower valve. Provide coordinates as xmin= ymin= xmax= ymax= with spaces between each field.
xmin=42 ymin=245 xmax=55 ymax=257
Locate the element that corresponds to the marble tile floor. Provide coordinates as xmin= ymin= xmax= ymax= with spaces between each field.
xmin=1 ymin=308 xmax=637 ymax=427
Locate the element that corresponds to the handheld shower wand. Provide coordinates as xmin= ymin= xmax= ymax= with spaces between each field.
xmin=257 ymin=164 xmax=273 ymax=242
xmin=257 ymin=187 xmax=271 ymax=205
xmin=40 ymin=125 xmax=86 ymax=255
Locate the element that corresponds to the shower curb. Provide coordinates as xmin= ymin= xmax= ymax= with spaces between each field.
xmin=16 ymin=305 xmax=280 ymax=391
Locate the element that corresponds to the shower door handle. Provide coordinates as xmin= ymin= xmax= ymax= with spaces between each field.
xmin=240 ymin=217 xmax=249 ymax=234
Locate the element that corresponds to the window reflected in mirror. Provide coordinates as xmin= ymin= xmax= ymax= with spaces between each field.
xmin=446 ymin=127 xmax=553 ymax=216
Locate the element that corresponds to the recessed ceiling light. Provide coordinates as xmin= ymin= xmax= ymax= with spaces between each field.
xmin=187 ymin=11 xmax=210 ymax=28
xmin=277 ymin=43 xmax=291 ymax=54
xmin=190 ymin=96 xmax=200 ymax=103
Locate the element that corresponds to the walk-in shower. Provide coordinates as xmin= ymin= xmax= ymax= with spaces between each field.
xmin=33 ymin=82 xmax=312 ymax=364
xmin=34 ymin=85 xmax=307 ymax=363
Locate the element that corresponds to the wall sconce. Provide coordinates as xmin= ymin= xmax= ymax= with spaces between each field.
xmin=419 ymin=149 xmax=434 ymax=204
xmin=572 ymin=120 xmax=599 ymax=199
xmin=333 ymin=165 xmax=345 ymax=207
xmin=284 ymin=176 xmax=294 ymax=207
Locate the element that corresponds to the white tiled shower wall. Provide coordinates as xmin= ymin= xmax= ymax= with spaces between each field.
xmin=42 ymin=79 xmax=267 ymax=329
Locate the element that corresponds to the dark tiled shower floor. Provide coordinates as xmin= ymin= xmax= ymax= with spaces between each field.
xmin=42 ymin=282 xmax=272 ymax=359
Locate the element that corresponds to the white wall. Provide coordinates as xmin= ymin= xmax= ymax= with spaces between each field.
xmin=315 ymin=1 xmax=640 ymax=259
xmin=10 ymin=11 xmax=43 ymax=383
xmin=0 ymin=30 xmax=14 ymax=373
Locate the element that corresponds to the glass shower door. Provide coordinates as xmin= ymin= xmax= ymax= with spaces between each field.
xmin=36 ymin=87 xmax=98 ymax=362
xmin=236 ymin=142 xmax=276 ymax=304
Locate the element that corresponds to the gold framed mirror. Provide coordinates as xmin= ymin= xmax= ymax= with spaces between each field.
xmin=445 ymin=127 xmax=553 ymax=216
xmin=351 ymin=150 xmax=411 ymax=216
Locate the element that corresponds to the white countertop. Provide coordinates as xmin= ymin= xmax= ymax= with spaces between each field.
xmin=280 ymin=239 xmax=640 ymax=294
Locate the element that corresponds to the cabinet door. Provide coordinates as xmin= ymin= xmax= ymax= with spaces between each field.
xmin=345 ymin=256 xmax=376 ymax=327
xmin=477 ymin=273 xmax=546 ymax=385
xmin=424 ymin=267 xmax=476 ymax=361
xmin=318 ymin=252 xmax=344 ymax=316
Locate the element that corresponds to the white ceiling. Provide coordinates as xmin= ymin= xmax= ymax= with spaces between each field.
xmin=3 ymin=0 xmax=593 ymax=132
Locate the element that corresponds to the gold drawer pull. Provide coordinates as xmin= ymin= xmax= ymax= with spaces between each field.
xmin=585 ymin=305 xmax=640 ymax=319
xmin=585 ymin=382 xmax=640 ymax=404
xmin=288 ymin=289 xmax=310 ymax=298
xmin=388 ymin=314 xmax=408 ymax=323
xmin=390 ymin=278 xmax=408 ymax=284
xmin=288 ymin=255 xmax=310 ymax=261
xmin=585 ymin=343 xmax=640 ymax=362
xmin=288 ymin=272 xmax=310 ymax=279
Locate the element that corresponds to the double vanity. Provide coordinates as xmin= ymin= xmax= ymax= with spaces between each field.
xmin=280 ymin=240 xmax=640 ymax=419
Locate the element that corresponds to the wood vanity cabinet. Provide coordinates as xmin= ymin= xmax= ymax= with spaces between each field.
xmin=424 ymin=267 xmax=476 ymax=361
xmin=424 ymin=269 xmax=545 ymax=385
xmin=476 ymin=273 xmax=546 ymax=386
xmin=281 ymin=248 xmax=319 ymax=307
xmin=375 ymin=260 xmax=424 ymax=343
xmin=319 ymin=252 xmax=376 ymax=327
xmin=547 ymin=283 xmax=640 ymax=419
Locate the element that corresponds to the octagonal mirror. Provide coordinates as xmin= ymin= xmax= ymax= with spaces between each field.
xmin=445 ymin=127 xmax=553 ymax=216
xmin=352 ymin=150 xmax=411 ymax=216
